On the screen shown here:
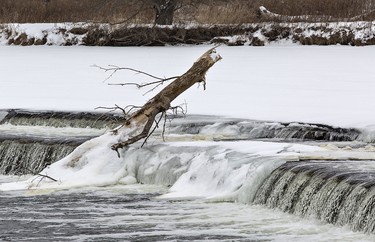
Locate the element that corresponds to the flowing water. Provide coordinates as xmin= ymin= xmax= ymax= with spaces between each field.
xmin=254 ymin=160 xmax=375 ymax=234
xmin=1 ymin=183 xmax=374 ymax=242
xmin=1 ymin=110 xmax=375 ymax=241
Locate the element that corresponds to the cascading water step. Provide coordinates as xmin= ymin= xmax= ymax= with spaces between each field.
xmin=1 ymin=109 xmax=375 ymax=237
xmin=254 ymin=160 xmax=375 ymax=233
xmin=0 ymin=109 xmax=122 ymax=129
xmin=0 ymin=109 xmax=366 ymax=142
xmin=0 ymin=109 xmax=121 ymax=175
xmin=0 ymin=109 xmax=371 ymax=176
xmin=162 ymin=115 xmax=363 ymax=142
xmin=0 ymin=140 xmax=76 ymax=175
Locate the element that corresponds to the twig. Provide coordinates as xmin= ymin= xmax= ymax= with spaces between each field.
xmin=162 ymin=111 xmax=167 ymax=142
xmin=96 ymin=104 xmax=145 ymax=135
xmin=93 ymin=64 xmax=179 ymax=83
xmin=94 ymin=64 xmax=180 ymax=95
xmin=96 ymin=104 xmax=142 ymax=119
xmin=27 ymin=168 xmax=58 ymax=188
xmin=141 ymin=112 xmax=164 ymax=147
xmin=37 ymin=173 xmax=58 ymax=182
xmin=94 ymin=64 xmax=181 ymax=96
xmin=169 ymin=103 xmax=187 ymax=116
xmin=95 ymin=104 xmax=126 ymax=116
xmin=26 ymin=168 xmax=57 ymax=182
xmin=108 ymin=76 xmax=179 ymax=88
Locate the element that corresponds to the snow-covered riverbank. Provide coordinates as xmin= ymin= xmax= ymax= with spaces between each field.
xmin=1 ymin=22 xmax=375 ymax=46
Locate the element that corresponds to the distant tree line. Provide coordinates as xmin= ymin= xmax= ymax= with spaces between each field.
xmin=0 ymin=0 xmax=374 ymax=24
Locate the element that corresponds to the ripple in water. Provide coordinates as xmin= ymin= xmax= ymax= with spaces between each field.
xmin=0 ymin=183 xmax=373 ymax=242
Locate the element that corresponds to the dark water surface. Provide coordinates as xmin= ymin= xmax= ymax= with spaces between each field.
xmin=0 ymin=184 xmax=373 ymax=242
xmin=0 ymin=186 xmax=251 ymax=241
xmin=1 ymin=110 xmax=375 ymax=241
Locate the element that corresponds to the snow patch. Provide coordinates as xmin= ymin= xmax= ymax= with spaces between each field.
xmin=0 ymin=23 xmax=89 ymax=46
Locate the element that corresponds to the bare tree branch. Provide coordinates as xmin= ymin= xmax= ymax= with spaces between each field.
xmin=162 ymin=111 xmax=167 ymax=142
xmin=27 ymin=168 xmax=58 ymax=188
xmin=107 ymin=77 xmax=177 ymax=89
xmin=94 ymin=64 xmax=179 ymax=82
xmin=93 ymin=64 xmax=180 ymax=95
xmin=111 ymin=108 xmax=160 ymax=155
xmin=26 ymin=168 xmax=58 ymax=182
xmin=141 ymin=111 xmax=165 ymax=147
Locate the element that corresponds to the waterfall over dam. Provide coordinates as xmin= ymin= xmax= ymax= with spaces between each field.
xmin=0 ymin=109 xmax=121 ymax=175
xmin=254 ymin=160 xmax=375 ymax=233
xmin=1 ymin=109 xmax=375 ymax=236
xmin=0 ymin=109 xmax=367 ymax=176
xmin=1 ymin=109 xmax=122 ymax=128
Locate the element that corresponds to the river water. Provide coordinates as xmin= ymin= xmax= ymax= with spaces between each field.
xmin=1 ymin=182 xmax=374 ymax=242
xmin=1 ymin=111 xmax=375 ymax=241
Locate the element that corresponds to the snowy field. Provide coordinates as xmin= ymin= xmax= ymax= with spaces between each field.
xmin=1 ymin=45 xmax=375 ymax=129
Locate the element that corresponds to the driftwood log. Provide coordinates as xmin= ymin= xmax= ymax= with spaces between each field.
xmin=256 ymin=6 xmax=375 ymax=22
xmin=111 ymin=47 xmax=222 ymax=154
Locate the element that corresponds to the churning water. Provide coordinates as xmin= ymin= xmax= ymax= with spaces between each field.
xmin=1 ymin=110 xmax=375 ymax=241
xmin=1 ymin=183 xmax=374 ymax=242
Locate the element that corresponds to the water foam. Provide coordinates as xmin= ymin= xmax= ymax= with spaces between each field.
xmin=0 ymin=130 xmax=323 ymax=201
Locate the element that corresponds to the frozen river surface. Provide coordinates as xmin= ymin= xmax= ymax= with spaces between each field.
xmin=1 ymin=45 xmax=375 ymax=128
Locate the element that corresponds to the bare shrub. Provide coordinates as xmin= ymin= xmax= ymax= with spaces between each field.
xmin=83 ymin=27 xmax=110 ymax=46
xmin=262 ymin=25 xmax=291 ymax=41
xmin=84 ymin=25 xmax=254 ymax=46
xmin=250 ymin=37 xmax=265 ymax=46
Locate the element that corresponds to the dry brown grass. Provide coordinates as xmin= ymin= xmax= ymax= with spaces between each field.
xmin=0 ymin=0 xmax=374 ymax=24
xmin=177 ymin=0 xmax=259 ymax=24
xmin=0 ymin=0 xmax=152 ymax=24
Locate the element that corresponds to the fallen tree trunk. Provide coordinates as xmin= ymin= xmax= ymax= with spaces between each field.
xmin=3 ymin=47 xmax=222 ymax=188
xmin=256 ymin=6 xmax=375 ymax=22
xmin=111 ymin=47 xmax=222 ymax=154
xmin=256 ymin=6 xmax=335 ymax=22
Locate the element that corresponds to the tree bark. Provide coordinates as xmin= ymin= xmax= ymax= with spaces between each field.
xmin=152 ymin=0 xmax=179 ymax=25
xmin=111 ymin=47 xmax=222 ymax=152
